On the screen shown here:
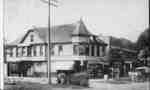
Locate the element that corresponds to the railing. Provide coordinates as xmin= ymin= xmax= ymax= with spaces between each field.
xmin=6 ymin=55 xmax=108 ymax=62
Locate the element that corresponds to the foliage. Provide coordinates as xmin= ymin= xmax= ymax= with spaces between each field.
xmin=136 ymin=27 xmax=150 ymax=67
xmin=136 ymin=27 xmax=150 ymax=50
xmin=110 ymin=36 xmax=136 ymax=50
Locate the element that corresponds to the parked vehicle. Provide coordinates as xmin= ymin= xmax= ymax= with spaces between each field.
xmin=56 ymin=70 xmax=74 ymax=84
xmin=70 ymin=72 xmax=89 ymax=87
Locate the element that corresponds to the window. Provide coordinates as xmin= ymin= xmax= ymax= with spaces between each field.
xmin=78 ymin=45 xmax=86 ymax=55
xmin=40 ymin=45 xmax=43 ymax=56
xmin=85 ymin=45 xmax=89 ymax=56
xmin=18 ymin=47 xmax=22 ymax=56
xmin=16 ymin=48 xmax=18 ymax=57
xmin=33 ymin=46 xmax=37 ymax=56
xmin=102 ymin=46 xmax=106 ymax=56
xmin=73 ymin=45 xmax=86 ymax=56
xmin=97 ymin=46 xmax=100 ymax=56
xmin=27 ymin=46 xmax=31 ymax=56
xmin=91 ymin=45 xmax=94 ymax=56
xmin=50 ymin=45 xmax=54 ymax=55
xmin=58 ymin=45 xmax=63 ymax=55
xmin=73 ymin=45 xmax=78 ymax=55
xmin=22 ymin=47 xmax=26 ymax=56
xmin=9 ymin=48 xmax=13 ymax=57
xmin=30 ymin=35 xmax=34 ymax=42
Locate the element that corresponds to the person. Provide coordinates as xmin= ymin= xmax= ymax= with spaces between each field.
xmin=57 ymin=72 xmax=66 ymax=84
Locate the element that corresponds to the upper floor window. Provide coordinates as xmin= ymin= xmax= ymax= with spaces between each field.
xmin=27 ymin=46 xmax=32 ymax=56
xmin=9 ymin=48 xmax=13 ymax=57
xmin=58 ymin=45 xmax=63 ymax=55
xmin=16 ymin=48 xmax=18 ymax=57
xmin=50 ymin=45 xmax=54 ymax=56
xmin=85 ymin=45 xmax=89 ymax=56
xmin=40 ymin=45 xmax=43 ymax=56
xmin=97 ymin=45 xmax=100 ymax=56
xmin=73 ymin=45 xmax=86 ymax=56
xmin=73 ymin=45 xmax=78 ymax=55
xmin=33 ymin=46 xmax=37 ymax=56
xmin=18 ymin=47 xmax=22 ymax=57
xmin=91 ymin=45 xmax=94 ymax=56
xmin=30 ymin=35 xmax=34 ymax=42
xmin=22 ymin=47 xmax=26 ymax=56
xmin=78 ymin=45 xmax=86 ymax=55
xmin=102 ymin=46 xmax=106 ymax=56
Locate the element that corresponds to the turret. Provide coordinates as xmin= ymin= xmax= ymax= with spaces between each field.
xmin=71 ymin=19 xmax=91 ymax=43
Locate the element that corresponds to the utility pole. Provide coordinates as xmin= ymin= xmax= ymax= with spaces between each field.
xmin=1 ymin=0 xmax=4 ymax=88
xmin=47 ymin=0 xmax=51 ymax=84
xmin=41 ymin=0 xmax=58 ymax=84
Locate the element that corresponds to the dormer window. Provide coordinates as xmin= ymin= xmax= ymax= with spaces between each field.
xmin=30 ymin=35 xmax=34 ymax=42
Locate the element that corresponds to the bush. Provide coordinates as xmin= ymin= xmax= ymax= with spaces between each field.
xmin=70 ymin=72 xmax=89 ymax=87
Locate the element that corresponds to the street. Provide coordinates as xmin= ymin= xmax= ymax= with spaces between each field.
xmin=5 ymin=79 xmax=150 ymax=90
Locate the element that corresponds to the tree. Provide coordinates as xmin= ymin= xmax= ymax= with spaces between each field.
xmin=137 ymin=27 xmax=150 ymax=50
xmin=136 ymin=27 xmax=150 ymax=67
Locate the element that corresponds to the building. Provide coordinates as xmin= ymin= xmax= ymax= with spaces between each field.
xmin=98 ymin=35 xmax=137 ymax=78
xmin=5 ymin=19 xmax=108 ymax=79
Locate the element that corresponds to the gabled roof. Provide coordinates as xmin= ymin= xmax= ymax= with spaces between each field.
xmin=8 ymin=19 xmax=96 ymax=45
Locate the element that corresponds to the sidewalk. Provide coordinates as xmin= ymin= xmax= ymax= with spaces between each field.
xmin=89 ymin=78 xmax=150 ymax=90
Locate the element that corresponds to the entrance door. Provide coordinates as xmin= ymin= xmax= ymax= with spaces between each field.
xmin=8 ymin=62 xmax=19 ymax=76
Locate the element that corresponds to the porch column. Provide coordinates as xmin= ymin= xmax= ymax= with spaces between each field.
xmin=43 ymin=45 xmax=46 ymax=56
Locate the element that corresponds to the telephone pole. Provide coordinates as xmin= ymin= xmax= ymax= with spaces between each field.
xmin=47 ymin=0 xmax=51 ymax=84
xmin=41 ymin=0 xmax=58 ymax=84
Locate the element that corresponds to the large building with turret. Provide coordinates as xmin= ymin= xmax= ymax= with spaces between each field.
xmin=5 ymin=19 xmax=137 ymax=80
xmin=5 ymin=19 xmax=108 ymax=79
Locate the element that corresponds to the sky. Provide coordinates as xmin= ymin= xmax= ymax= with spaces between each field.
xmin=4 ymin=0 xmax=149 ymax=43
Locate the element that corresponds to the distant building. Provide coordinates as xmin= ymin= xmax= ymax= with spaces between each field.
xmin=5 ymin=19 xmax=108 ymax=78
xmin=98 ymin=35 xmax=137 ymax=78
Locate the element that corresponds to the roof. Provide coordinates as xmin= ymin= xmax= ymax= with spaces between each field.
xmin=8 ymin=19 xmax=105 ymax=45
xmin=71 ymin=19 xmax=92 ymax=36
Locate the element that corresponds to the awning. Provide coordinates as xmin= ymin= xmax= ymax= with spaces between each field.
xmin=136 ymin=66 xmax=150 ymax=73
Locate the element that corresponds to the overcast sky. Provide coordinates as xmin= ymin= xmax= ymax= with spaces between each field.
xmin=4 ymin=0 xmax=149 ymax=43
